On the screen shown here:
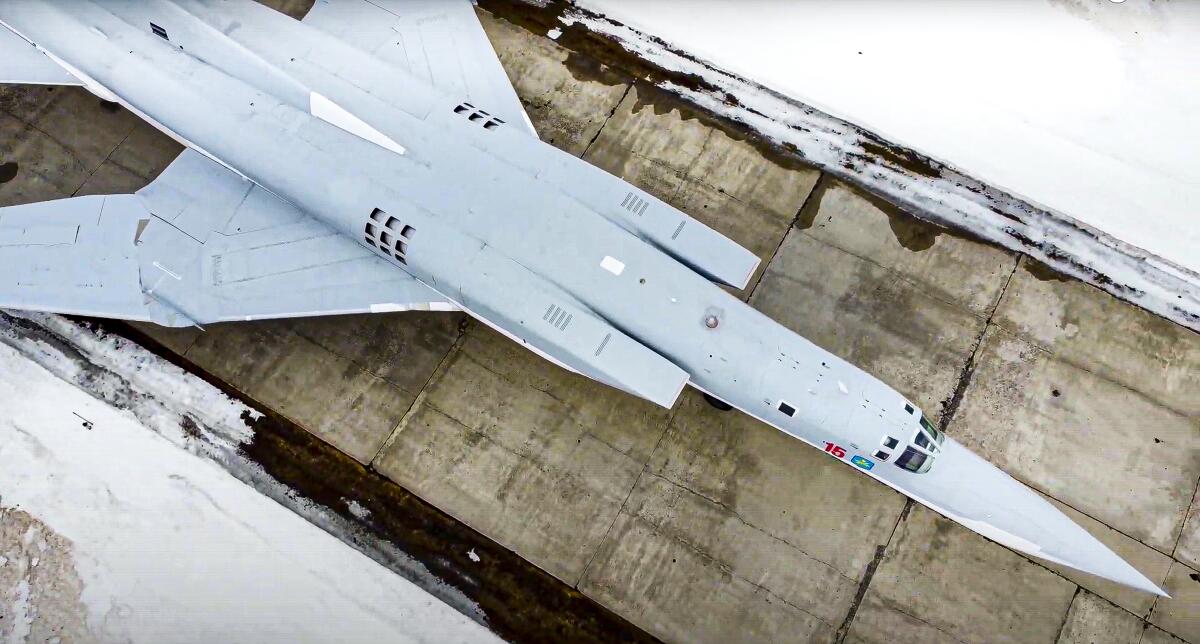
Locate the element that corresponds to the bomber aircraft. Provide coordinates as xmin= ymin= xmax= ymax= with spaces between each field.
xmin=0 ymin=0 xmax=1167 ymax=596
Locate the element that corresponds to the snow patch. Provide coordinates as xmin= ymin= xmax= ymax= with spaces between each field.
xmin=0 ymin=310 xmax=254 ymax=454
xmin=0 ymin=312 xmax=499 ymax=642
xmin=579 ymin=1 xmax=1200 ymax=275
xmin=7 ymin=579 xmax=33 ymax=644
xmin=553 ymin=6 xmax=1200 ymax=332
xmin=345 ymin=498 xmax=372 ymax=521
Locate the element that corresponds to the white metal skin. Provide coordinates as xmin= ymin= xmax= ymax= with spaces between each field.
xmin=0 ymin=0 xmax=1167 ymax=595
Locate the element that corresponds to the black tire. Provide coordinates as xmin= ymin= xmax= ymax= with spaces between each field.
xmin=702 ymin=393 xmax=733 ymax=411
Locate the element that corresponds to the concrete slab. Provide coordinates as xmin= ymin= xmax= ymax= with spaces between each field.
xmin=1056 ymin=590 xmax=1143 ymax=644
xmin=0 ymin=84 xmax=60 ymax=122
xmin=1040 ymin=493 xmax=1173 ymax=617
xmin=799 ymin=180 xmax=1016 ymax=317
xmin=184 ymin=312 xmax=461 ymax=463
xmin=843 ymin=595 xmax=963 ymax=644
xmin=280 ymin=312 xmax=465 ymax=392
xmin=686 ymin=127 xmax=821 ymax=224
xmin=646 ymin=391 xmax=905 ymax=581
xmin=949 ymin=325 xmax=1199 ymax=554
xmin=580 ymin=500 xmax=838 ymax=644
xmin=847 ymin=505 xmax=1077 ymax=644
xmin=30 ymin=89 xmax=139 ymax=179
xmin=1151 ymin=560 xmax=1200 ymax=643
xmin=1145 ymin=625 xmax=1192 ymax=644
xmin=73 ymin=158 xmax=147 ymax=196
xmin=584 ymin=85 xmax=714 ymax=202
xmin=258 ymin=0 xmax=313 ymax=21
xmin=0 ymin=110 xmax=92 ymax=204
xmin=995 ymin=260 xmax=1200 ymax=417
xmin=751 ymin=230 xmax=988 ymax=416
xmin=372 ymin=325 xmax=669 ymax=584
xmin=129 ymin=322 xmax=202 ymax=357
xmin=1179 ymin=486 xmax=1200 ymax=571
xmin=1 ymin=89 xmax=179 ymax=207
xmin=106 ymin=120 xmax=184 ymax=182
xmin=578 ymin=466 xmax=855 ymax=640
xmin=478 ymin=11 xmax=632 ymax=157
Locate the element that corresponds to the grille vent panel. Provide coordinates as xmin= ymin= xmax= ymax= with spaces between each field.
xmin=453 ymin=103 xmax=505 ymax=131
xmin=622 ymin=192 xmax=649 ymax=215
xmin=594 ymin=333 xmax=612 ymax=357
xmin=363 ymin=208 xmax=414 ymax=265
xmin=542 ymin=304 xmax=572 ymax=331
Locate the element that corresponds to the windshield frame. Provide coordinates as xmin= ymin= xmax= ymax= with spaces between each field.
xmin=894 ymin=415 xmax=945 ymax=473
xmin=895 ymin=446 xmax=930 ymax=473
xmin=919 ymin=415 xmax=943 ymax=443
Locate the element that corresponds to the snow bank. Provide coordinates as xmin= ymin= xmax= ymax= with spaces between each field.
xmin=0 ymin=312 xmax=499 ymax=643
xmin=582 ymin=1 xmax=1200 ymax=274
xmin=549 ymin=2 xmax=1200 ymax=332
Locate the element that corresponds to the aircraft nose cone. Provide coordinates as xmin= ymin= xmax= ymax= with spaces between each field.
xmin=918 ymin=438 xmax=1168 ymax=597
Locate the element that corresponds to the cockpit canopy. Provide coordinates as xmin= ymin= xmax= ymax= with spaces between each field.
xmin=875 ymin=411 xmax=945 ymax=474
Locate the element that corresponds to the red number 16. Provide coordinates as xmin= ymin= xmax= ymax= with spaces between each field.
xmin=823 ymin=442 xmax=846 ymax=458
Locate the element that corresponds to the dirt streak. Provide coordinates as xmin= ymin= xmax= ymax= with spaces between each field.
xmin=107 ymin=320 xmax=659 ymax=644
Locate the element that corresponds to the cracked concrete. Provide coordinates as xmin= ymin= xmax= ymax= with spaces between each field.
xmin=2 ymin=2 xmax=1199 ymax=643
xmin=849 ymin=504 xmax=1079 ymax=644
xmin=1056 ymin=589 xmax=1144 ymax=644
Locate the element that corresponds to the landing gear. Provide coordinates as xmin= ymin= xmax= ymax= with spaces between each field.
xmin=702 ymin=393 xmax=733 ymax=411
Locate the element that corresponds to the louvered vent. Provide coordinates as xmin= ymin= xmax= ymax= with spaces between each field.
xmin=594 ymin=333 xmax=612 ymax=357
xmin=542 ymin=304 xmax=572 ymax=331
xmin=671 ymin=220 xmax=686 ymax=240
xmin=621 ymin=192 xmax=650 ymax=216
xmin=452 ymin=103 xmax=505 ymax=131
xmin=363 ymin=208 xmax=414 ymax=265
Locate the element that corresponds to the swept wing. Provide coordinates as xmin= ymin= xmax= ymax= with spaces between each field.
xmin=302 ymin=0 xmax=536 ymax=136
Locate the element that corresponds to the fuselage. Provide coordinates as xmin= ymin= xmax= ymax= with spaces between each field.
xmin=0 ymin=0 xmax=1165 ymax=594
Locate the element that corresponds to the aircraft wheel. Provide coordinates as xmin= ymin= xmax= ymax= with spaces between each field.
xmin=702 ymin=393 xmax=733 ymax=411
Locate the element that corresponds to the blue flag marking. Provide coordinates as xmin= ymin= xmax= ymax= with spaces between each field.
xmin=851 ymin=455 xmax=874 ymax=471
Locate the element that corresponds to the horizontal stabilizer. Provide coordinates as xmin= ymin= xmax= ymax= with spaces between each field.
xmin=0 ymin=195 xmax=155 ymax=321
xmin=134 ymin=150 xmax=458 ymax=323
xmin=0 ymin=23 xmax=80 ymax=86
xmin=0 ymin=151 xmax=456 ymax=326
